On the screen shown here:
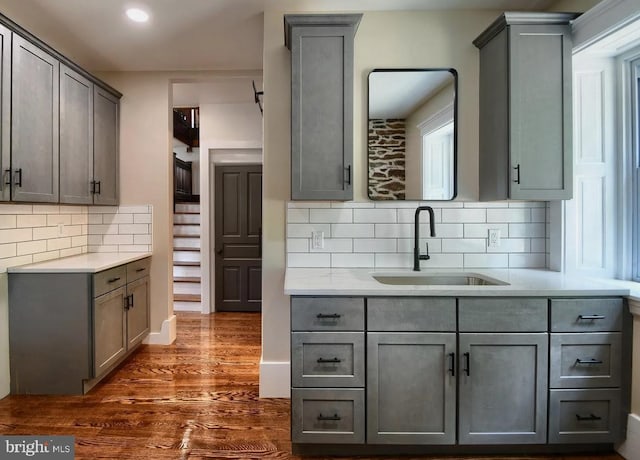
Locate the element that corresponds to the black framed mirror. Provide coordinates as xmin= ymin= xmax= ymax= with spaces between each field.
xmin=368 ymin=68 xmax=457 ymax=200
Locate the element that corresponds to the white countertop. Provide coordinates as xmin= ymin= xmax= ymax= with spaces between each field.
xmin=284 ymin=268 xmax=633 ymax=297
xmin=8 ymin=252 xmax=152 ymax=273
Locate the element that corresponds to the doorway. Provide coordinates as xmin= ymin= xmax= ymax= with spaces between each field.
xmin=214 ymin=164 xmax=262 ymax=312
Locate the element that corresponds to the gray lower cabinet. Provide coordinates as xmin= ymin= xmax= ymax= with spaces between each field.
xmin=284 ymin=14 xmax=361 ymax=201
xmin=9 ymin=257 xmax=151 ymax=394
xmin=474 ymin=13 xmax=575 ymax=201
xmin=367 ymin=332 xmax=456 ymax=445
xmin=11 ymin=34 xmax=59 ymax=203
xmin=458 ymin=333 xmax=549 ymax=444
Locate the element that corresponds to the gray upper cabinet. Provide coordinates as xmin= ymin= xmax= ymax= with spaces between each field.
xmin=285 ymin=14 xmax=361 ymax=201
xmin=474 ymin=13 xmax=576 ymax=201
xmin=93 ymin=87 xmax=120 ymax=205
xmin=60 ymin=64 xmax=93 ymax=204
xmin=0 ymin=24 xmax=10 ymax=202
xmin=11 ymin=34 xmax=59 ymax=203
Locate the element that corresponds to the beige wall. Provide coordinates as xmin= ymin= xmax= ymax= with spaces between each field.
xmin=261 ymin=6 xmax=502 ymax=395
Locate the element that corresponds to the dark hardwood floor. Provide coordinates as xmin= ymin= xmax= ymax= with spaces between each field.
xmin=0 ymin=312 xmax=625 ymax=460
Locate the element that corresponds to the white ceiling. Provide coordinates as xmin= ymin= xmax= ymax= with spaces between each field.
xmin=0 ymin=0 xmax=592 ymax=72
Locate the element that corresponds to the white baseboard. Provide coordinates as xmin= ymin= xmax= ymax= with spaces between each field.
xmin=259 ymin=359 xmax=290 ymax=398
xmin=617 ymin=413 xmax=640 ymax=460
xmin=143 ymin=315 xmax=177 ymax=345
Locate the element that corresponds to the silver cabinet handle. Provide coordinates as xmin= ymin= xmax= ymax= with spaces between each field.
xmin=578 ymin=314 xmax=605 ymax=320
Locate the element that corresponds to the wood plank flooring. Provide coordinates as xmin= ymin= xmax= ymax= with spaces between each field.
xmin=0 ymin=312 xmax=626 ymax=459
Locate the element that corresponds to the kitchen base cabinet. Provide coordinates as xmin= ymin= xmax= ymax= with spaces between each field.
xmin=458 ymin=333 xmax=548 ymax=444
xmin=291 ymin=295 xmax=629 ymax=455
xmin=8 ymin=257 xmax=150 ymax=395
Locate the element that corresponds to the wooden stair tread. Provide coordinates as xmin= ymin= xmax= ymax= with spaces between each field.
xmin=173 ymin=247 xmax=200 ymax=252
xmin=173 ymin=261 xmax=201 ymax=267
xmin=174 ymin=293 xmax=201 ymax=302
xmin=174 ymin=211 xmax=200 ymax=215
xmin=174 ymin=276 xmax=201 ymax=283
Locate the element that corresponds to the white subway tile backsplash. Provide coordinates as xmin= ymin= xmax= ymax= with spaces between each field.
xmin=442 ymin=208 xmax=486 ymax=223
xmin=487 ymin=208 xmax=531 ymax=223
xmin=509 ymin=253 xmax=546 ymax=268
xmin=287 ymin=208 xmax=309 ymax=223
xmin=331 ymin=253 xmax=375 ymax=268
xmin=283 ymin=201 xmax=549 ymax=270
xmin=442 ymin=238 xmax=486 ymax=253
xmin=288 ymin=202 xmax=330 ymax=209
xmin=464 ymin=253 xmax=509 ymax=268
xmin=310 ymin=209 xmax=352 ymax=223
xmin=0 ymin=204 xmax=152 ymax=270
xmin=353 ymin=208 xmax=397 ymax=223
xmin=287 ymin=223 xmax=331 ymax=238
xmin=288 ymin=253 xmax=331 ymax=268
xmin=310 ymin=238 xmax=352 ymax=253
xmin=464 ymin=223 xmax=509 ymax=239
xmin=509 ymin=223 xmax=545 ymax=238
xmin=332 ymin=223 xmax=374 ymax=238
xmin=0 ymin=215 xmax=16 ymax=229
xmin=287 ymin=238 xmax=309 ymax=253
xmin=354 ymin=239 xmax=396 ymax=253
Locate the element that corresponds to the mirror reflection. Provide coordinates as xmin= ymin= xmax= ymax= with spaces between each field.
xmin=368 ymin=69 xmax=457 ymax=200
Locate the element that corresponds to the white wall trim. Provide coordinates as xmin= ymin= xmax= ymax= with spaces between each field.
xmin=259 ymin=359 xmax=290 ymax=398
xmin=617 ymin=413 xmax=640 ymax=460
xmin=416 ymin=102 xmax=454 ymax=135
xmin=143 ymin=314 xmax=177 ymax=345
xmin=573 ymin=0 xmax=640 ymax=53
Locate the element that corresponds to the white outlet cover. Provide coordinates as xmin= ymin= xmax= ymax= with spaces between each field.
xmin=488 ymin=228 xmax=501 ymax=248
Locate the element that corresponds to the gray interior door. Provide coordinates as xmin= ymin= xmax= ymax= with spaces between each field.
xmin=367 ymin=332 xmax=456 ymax=445
xmin=11 ymin=35 xmax=59 ymax=202
xmin=60 ymin=64 xmax=93 ymax=204
xmin=214 ymin=164 xmax=262 ymax=312
xmin=0 ymin=24 xmax=10 ymax=202
xmin=458 ymin=332 xmax=548 ymax=444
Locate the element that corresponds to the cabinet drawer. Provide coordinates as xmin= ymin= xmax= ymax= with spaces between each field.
xmin=549 ymin=389 xmax=621 ymax=444
xmin=550 ymin=333 xmax=621 ymax=388
xmin=291 ymin=388 xmax=365 ymax=444
xmin=551 ymin=298 xmax=623 ymax=332
xmin=458 ymin=298 xmax=547 ymax=332
xmin=291 ymin=297 xmax=364 ymax=331
xmin=126 ymin=257 xmax=150 ymax=283
xmin=368 ymin=297 xmax=456 ymax=331
xmin=292 ymin=332 xmax=364 ymax=388
xmin=93 ymin=265 xmax=126 ymax=297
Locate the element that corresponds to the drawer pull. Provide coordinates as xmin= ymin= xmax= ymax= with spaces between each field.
xmin=575 ymin=358 xmax=603 ymax=365
xmin=463 ymin=352 xmax=470 ymax=376
xmin=135 ymin=268 xmax=145 ymax=272
xmin=448 ymin=352 xmax=455 ymax=377
xmin=317 ymin=413 xmax=341 ymax=421
xmin=317 ymin=357 xmax=341 ymax=364
xmin=108 ymin=277 xmax=121 ymax=283
xmin=316 ymin=313 xmax=341 ymax=319
xmin=578 ymin=314 xmax=606 ymax=320
xmin=576 ymin=413 xmax=602 ymax=422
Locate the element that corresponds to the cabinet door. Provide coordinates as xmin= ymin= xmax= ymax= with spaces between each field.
xmin=289 ymin=23 xmax=355 ymax=200
xmin=94 ymin=286 xmax=126 ymax=378
xmin=60 ymin=64 xmax=93 ymax=204
xmin=509 ymin=24 xmax=572 ymax=200
xmin=458 ymin=333 xmax=548 ymax=444
xmin=367 ymin=332 xmax=456 ymax=444
xmin=126 ymin=276 xmax=149 ymax=348
xmin=11 ymin=35 xmax=59 ymax=202
xmin=93 ymin=86 xmax=119 ymax=205
xmin=0 ymin=25 xmax=10 ymax=202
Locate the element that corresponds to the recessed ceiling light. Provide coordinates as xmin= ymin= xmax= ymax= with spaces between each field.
xmin=126 ymin=8 xmax=149 ymax=23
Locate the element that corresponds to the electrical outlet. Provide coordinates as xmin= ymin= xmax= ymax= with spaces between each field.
xmin=488 ymin=228 xmax=501 ymax=248
xmin=311 ymin=231 xmax=324 ymax=249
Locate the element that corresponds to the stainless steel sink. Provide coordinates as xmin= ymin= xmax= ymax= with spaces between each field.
xmin=372 ymin=273 xmax=509 ymax=286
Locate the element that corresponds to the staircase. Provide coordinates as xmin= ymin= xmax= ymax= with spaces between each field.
xmin=173 ymin=203 xmax=201 ymax=311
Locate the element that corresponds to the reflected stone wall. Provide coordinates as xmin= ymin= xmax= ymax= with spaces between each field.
xmin=368 ymin=119 xmax=406 ymax=200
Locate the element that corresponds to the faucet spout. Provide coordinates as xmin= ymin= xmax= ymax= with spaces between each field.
xmin=413 ymin=206 xmax=436 ymax=271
